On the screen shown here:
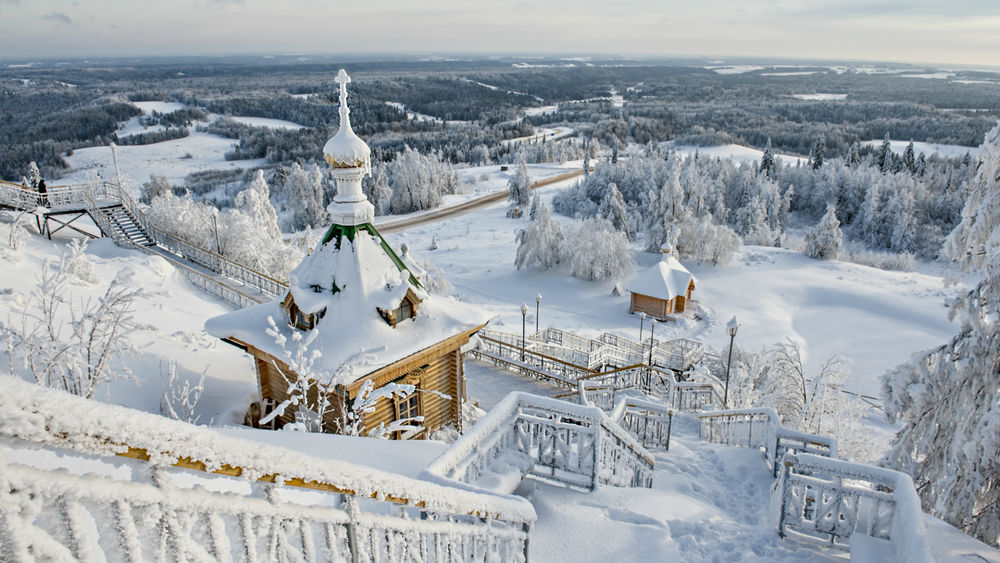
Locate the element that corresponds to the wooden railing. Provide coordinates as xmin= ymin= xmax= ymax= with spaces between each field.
xmin=424 ymin=392 xmax=654 ymax=493
xmin=697 ymin=407 xmax=836 ymax=477
xmin=0 ymin=376 xmax=534 ymax=562
xmin=775 ymin=452 xmax=933 ymax=562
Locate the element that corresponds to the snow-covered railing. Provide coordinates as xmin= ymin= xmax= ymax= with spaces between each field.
xmin=774 ymin=452 xmax=933 ymax=563
xmin=580 ymin=365 xmax=720 ymax=413
xmin=0 ymin=377 xmax=535 ymax=562
xmin=474 ymin=331 xmax=594 ymax=385
xmin=424 ymin=392 xmax=654 ymax=493
xmin=698 ymin=408 xmax=836 ymax=477
xmin=608 ymin=395 xmax=674 ymax=451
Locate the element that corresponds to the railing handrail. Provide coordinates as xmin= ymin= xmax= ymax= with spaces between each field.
xmin=779 ymin=452 xmax=933 ymax=563
xmin=424 ymin=391 xmax=654 ymax=487
xmin=0 ymin=375 xmax=535 ymax=524
xmin=479 ymin=332 xmax=598 ymax=374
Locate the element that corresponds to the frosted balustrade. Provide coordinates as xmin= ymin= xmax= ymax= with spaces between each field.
xmin=0 ymin=377 xmax=534 ymax=562
xmin=774 ymin=452 xmax=933 ymax=563
xmin=424 ymin=392 xmax=654 ymax=493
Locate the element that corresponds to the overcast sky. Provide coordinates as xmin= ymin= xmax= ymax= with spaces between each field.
xmin=2 ymin=0 xmax=998 ymax=67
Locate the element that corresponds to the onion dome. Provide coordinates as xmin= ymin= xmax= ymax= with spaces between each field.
xmin=323 ymin=69 xmax=371 ymax=173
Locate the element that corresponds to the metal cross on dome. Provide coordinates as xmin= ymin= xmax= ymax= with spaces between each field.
xmin=335 ymin=69 xmax=351 ymax=108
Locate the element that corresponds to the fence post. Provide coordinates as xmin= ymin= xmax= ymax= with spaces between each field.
xmin=665 ymin=412 xmax=673 ymax=452
xmin=341 ymin=494 xmax=363 ymax=563
xmin=776 ymin=458 xmax=792 ymax=538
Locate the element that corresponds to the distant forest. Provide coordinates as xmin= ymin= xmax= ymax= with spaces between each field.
xmin=2 ymin=57 xmax=998 ymax=181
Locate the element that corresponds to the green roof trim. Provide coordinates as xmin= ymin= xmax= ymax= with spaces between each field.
xmin=319 ymin=221 xmax=422 ymax=289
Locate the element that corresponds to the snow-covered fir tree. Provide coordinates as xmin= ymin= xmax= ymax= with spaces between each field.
xmin=882 ymin=125 xmax=1000 ymax=548
xmin=515 ymin=201 xmax=564 ymax=270
xmin=803 ymin=204 xmax=842 ymax=260
xmin=507 ymin=155 xmax=532 ymax=208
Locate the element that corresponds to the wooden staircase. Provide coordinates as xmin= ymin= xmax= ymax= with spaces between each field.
xmin=99 ymin=204 xmax=154 ymax=247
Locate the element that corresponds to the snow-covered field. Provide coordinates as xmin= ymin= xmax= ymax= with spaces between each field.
xmin=227 ymin=116 xmax=305 ymax=130
xmin=670 ymin=143 xmax=808 ymax=166
xmin=791 ymin=93 xmax=847 ymax=100
xmin=862 ymin=138 xmax=980 ymax=159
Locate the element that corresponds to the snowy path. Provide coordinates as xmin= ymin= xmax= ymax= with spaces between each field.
xmin=465 ymin=361 xmax=840 ymax=562
xmin=527 ymin=415 xmax=843 ymax=562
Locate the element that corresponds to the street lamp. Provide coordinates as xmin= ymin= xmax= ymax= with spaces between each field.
xmin=647 ymin=318 xmax=657 ymax=367
xmin=535 ymin=293 xmax=542 ymax=334
xmin=638 ymin=311 xmax=647 ymax=342
xmin=521 ymin=304 xmax=528 ymax=362
xmin=724 ymin=316 xmax=740 ymax=408
xmin=211 ymin=209 xmax=222 ymax=255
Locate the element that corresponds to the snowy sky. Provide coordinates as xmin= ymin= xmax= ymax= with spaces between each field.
xmin=2 ymin=0 xmax=998 ymax=67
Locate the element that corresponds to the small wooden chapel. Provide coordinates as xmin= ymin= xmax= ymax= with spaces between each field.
xmin=206 ymin=70 xmax=491 ymax=439
xmin=626 ymin=245 xmax=696 ymax=321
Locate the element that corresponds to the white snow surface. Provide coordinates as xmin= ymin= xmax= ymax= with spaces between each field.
xmin=862 ymin=138 xmax=979 ymax=159
xmin=228 ymin=116 xmax=306 ymax=130
xmin=791 ymin=93 xmax=848 ymax=100
xmin=670 ymin=143 xmax=808 ymax=167
xmin=626 ymin=254 xmax=696 ymax=301
xmin=205 ymin=230 xmax=493 ymax=384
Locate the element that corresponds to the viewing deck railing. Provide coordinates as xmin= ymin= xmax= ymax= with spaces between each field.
xmin=424 ymin=392 xmax=654 ymax=493
xmin=0 ymin=377 xmax=535 ymax=562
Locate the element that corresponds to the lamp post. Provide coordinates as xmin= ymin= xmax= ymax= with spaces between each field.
xmin=211 ymin=209 xmax=222 ymax=255
xmin=638 ymin=311 xmax=646 ymax=342
xmin=647 ymin=319 xmax=657 ymax=367
xmin=646 ymin=319 xmax=656 ymax=392
xmin=520 ymin=304 xmax=528 ymax=362
xmin=724 ymin=316 xmax=740 ymax=408
xmin=535 ymin=293 xmax=542 ymax=334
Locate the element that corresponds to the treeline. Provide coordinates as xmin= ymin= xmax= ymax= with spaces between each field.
xmin=554 ymin=141 xmax=977 ymax=264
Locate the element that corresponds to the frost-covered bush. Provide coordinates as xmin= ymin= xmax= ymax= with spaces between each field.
xmin=160 ymin=361 xmax=206 ymax=425
xmin=803 ymin=204 xmax=843 ymax=260
xmin=64 ymin=238 xmax=100 ymax=285
xmin=2 ymin=261 xmax=141 ymax=398
xmin=140 ymin=174 xmax=173 ymax=204
xmin=565 ymin=218 xmax=633 ymax=281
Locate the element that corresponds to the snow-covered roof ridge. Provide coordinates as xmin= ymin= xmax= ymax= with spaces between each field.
xmin=627 ymin=250 xmax=696 ymax=301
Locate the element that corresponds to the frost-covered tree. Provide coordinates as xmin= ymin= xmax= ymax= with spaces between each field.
xmin=877 ymin=132 xmax=893 ymax=173
xmin=759 ymin=138 xmax=775 ymax=177
xmin=565 ymin=217 xmax=633 ymax=281
xmin=140 ymin=174 xmax=172 ymax=204
xmin=234 ymin=169 xmax=280 ymax=240
xmin=803 ymin=204 xmax=842 ymax=260
xmin=362 ymin=164 xmax=392 ymax=216
xmin=387 ymin=147 xmax=455 ymax=214
xmin=809 ymin=136 xmax=825 ymax=170
xmin=285 ymin=162 xmax=326 ymax=230
xmin=597 ymin=182 xmax=631 ymax=238
xmin=515 ymin=202 xmax=564 ymax=270
xmin=27 ymin=161 xmax=41 ymax=188
xmin=902 ymin=140 xmax=917 ymax=174
xmin=507 ymin=155 xmax=532 ymax=208
xmin=883 ymin=125 xmax=1000 ymax=547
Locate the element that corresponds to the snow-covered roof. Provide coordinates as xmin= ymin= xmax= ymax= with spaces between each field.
xmin=626 ymin=254 xmax=696 ymax=301
xmin=205 ymin=230 xmax=492 ymax=386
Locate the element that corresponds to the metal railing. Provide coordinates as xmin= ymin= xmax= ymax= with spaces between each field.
xmin=0 ymin=377 xmax=534 ymax=562
xmin=775 ymin=452 xmax=933 ymax=562
xmin=697 ymin=407 xmax=836 ymax=477
xmin=424 ymin=392 xmax=654 ymax=493
xmin=608 ymin=395 xmax=674 ymax=450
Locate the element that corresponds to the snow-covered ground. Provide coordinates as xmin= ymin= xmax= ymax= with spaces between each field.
xmin=791 ymin=93 xmax=847 ymax=100
xmin=388 ymin=179 xmax=959 ymax=401
xmin=0 ymin=230 xmax=256 ymax=423
xmin=670 ymin=143 xmax=808 ymax=167
xmin=862 ymin=138 xmax=979 ymax=159
xmin=227 ymin=116 xmax=305 ymax=130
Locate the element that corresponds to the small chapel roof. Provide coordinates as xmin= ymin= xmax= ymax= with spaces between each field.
xmin=627 ymin=248 xmax=696 ymax=301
